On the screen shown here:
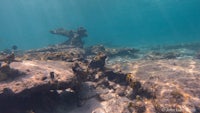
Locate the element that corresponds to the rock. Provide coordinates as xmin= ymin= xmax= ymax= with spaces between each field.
xmin=78 ymin=82 xmax=98 ymax=100
xmin=105 ymin=70 xmax=127 ymax=85
xmin=0 ymin=52 xmax=15 ymax=64
xmin=0 ymin=62 xmax=23 ymax=82
xmin=72 ymin=61 xmax=88 ymax=82
xmin=89 ymin=53 xmax=107 ymax=70
xmin=0 ymin=62 xmax=10 ymax=72
xmin=86 ymin=45 xmax=106 ymax=55
xmin=0 ymin=60 xmax=75 ymax=98
xmin=50 ymin=27 xmax=87 ymax=48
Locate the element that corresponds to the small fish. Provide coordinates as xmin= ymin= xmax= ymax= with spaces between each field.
xmin=12 ymin=45 xmax=18 ymax=50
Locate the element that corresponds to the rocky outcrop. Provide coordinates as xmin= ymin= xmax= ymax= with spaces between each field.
xmin=50 ymin=27 xmax=87 ymax=48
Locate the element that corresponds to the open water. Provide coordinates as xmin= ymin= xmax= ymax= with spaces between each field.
xmin=0 ymin=0 xmax=200 ymax=50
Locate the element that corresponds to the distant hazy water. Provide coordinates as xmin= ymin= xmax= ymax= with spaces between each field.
xmin=0 ymin=0 xmax=200 ymax=50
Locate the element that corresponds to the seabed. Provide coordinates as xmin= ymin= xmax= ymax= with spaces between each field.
xmin=0 ymin=28 xmax=200 ymax=113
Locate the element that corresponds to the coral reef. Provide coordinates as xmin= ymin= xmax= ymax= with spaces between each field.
xmin=50 ymin=27 xmax=87 ymax=48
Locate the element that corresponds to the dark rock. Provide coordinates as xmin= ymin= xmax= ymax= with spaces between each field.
xmin=50 ymin=71 xmax=55 ymax=80
xmin=50 ymin=27 xmax=87 ymax=48
xmin=89 ymin=53 xmax=107 ymax=70
xmin=127 ymin=78 xmax=155 ymax=99
xmin=105 ymin=70 xmax=127 ymax=85
xmin=195 ymin=106 xmax=200 ymax=113
xmin=72 ymin=62 xmax=88 ymax=82
xmin=3 ymin=88 xmax=14 ymax=95
xmin=77 ymin=82 xmax=98 ymax=100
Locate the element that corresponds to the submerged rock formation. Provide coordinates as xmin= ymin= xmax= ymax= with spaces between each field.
xmin=50 ymin=27 xmax=87 ymax=48
xmin=1 ymin=35 xmax=200 ymax=113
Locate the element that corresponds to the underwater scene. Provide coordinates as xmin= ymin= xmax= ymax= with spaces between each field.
xmin=0 ymin=0 xmax=200 ymax=113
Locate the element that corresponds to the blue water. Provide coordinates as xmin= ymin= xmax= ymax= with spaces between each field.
xmin=0 ymin=0 xmax=200 ymax=50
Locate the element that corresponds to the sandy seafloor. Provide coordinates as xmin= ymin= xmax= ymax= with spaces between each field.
xmin=0 ymin=43 xmax=200 ymax=113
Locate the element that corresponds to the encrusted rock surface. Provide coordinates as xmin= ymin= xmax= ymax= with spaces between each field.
xmin=0 ymin=60 xmax=74 ymax=97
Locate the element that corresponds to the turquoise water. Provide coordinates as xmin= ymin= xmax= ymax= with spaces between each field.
xmin=0 ymin=0 xmax=200 ymax=50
